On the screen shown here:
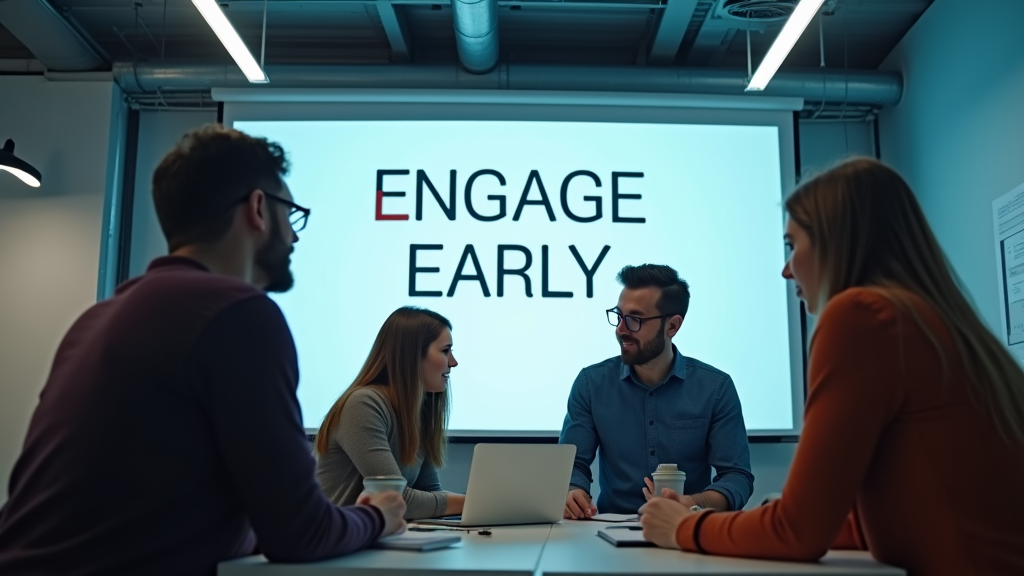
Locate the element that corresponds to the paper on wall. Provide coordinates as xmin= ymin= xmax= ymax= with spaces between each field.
xmin=992 ymin=182 xmax=1024 ymax=367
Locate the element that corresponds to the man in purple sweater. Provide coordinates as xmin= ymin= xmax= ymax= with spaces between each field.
xmin=0 ymin=125 xmax=405 ymax=575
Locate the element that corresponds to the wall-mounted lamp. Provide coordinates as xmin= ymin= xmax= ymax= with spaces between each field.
xmin=0 ymin=139 xmax=42 ymax=188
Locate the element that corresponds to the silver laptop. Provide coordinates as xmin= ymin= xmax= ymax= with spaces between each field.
xmin=418 ymin=443 xmax=576 ymax=527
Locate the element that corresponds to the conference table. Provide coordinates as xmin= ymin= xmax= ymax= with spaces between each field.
xmin=218 ymin=521 xmax=905 ymax=576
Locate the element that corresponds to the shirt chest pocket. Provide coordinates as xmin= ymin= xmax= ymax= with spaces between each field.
xmin=670 ymin=418 xmax=709 ymax=453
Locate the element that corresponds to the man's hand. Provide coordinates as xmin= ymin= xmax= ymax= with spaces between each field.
xmin=564 ymin=488 xmax=597 ymax=519
xmin=642 ymin=477 xmax=699 ymax=508
xmin=357 ymin=491 xmax=407 ymax=536
xmin=638 ymin=497 xmax=697 ymax=549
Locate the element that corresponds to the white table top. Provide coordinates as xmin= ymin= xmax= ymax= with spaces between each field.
xmin=538 ymin=521 xmax=906 ymax=576
xmin=218 ymin=524 xmax=552 ymax=576
xmin=218 ymin=521 xmax=905 ymax=576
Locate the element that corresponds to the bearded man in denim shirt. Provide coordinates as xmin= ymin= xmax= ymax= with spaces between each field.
xmin=560 ymin=264 xmax=754 ymax=518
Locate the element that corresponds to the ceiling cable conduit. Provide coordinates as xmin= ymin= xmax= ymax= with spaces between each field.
xmin=452 ymin=0 xmax=499 ymax=73
xmin=111 ymin=62 xmax=902 ymax=107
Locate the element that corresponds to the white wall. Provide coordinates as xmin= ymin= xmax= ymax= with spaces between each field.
xmin=0 ymin=76 xmax=120 ymax=504
xmin=798 ymin=120 xmax=875 ymax=178
xmin=129 ymin=110 xmax=219 ymax=278
xmin=879 ymin=0 xmax=1024 ymax=333
xmin=795 ymin=118 xmax=876 ymax=338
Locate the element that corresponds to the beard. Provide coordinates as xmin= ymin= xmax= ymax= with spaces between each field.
xmin=618 ymin=325 xmax=666 ymax=366
xmin=255 ymin=215 xmax=294 ymax=293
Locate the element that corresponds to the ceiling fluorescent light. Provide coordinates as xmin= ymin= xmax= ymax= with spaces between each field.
xmin=746 ymin=0 xmax=826 ymax=92
xmin=191 ymin=0 xmax=268 ymax=83
xmin=0 ymin=139 xmax=42 ymax=188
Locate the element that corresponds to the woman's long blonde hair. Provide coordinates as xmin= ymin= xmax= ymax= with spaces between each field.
xmin=787 ymin=157 xmax=1024 ymax=443
xmin=315 ymin=307 xmax=452 ymax=466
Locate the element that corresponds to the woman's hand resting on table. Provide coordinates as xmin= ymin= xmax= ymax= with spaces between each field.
xmin=638 ymin=494 xmax=700 ymax=549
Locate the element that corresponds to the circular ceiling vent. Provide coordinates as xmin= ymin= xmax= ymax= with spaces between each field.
xmin=721 ymin=0 xmax=799 ymax=22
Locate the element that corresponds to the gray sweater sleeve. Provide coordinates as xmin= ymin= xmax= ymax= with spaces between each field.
xmin=333 ymin=389 xmax=448 ymax=519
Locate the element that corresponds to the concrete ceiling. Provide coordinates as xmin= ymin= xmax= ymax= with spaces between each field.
xmin=0 ymin=0 xmax=932 ymax=70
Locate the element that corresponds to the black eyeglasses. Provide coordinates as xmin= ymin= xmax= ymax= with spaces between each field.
xmin=606 ymin=309 xmax=676 ymax=333
xmin=264 ymin=192 xmax=310 ymax=232
xmin=234 ymin=191 xmax=310 ymax=232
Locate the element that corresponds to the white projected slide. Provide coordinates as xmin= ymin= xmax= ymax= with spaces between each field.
xmin=233 ymin=119 xmax=795 ymax=435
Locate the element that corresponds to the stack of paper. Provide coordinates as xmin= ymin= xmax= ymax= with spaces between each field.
xmin=596 ymin=526 xmax=654 ymax=547
xmin=374 ymin=532 xmax=462 ymax=551
xmin=588 ymin=513 xmax=638 ymax=522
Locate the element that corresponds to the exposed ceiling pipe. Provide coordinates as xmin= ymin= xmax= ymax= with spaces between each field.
xmin=112 ymin=62 xmax=902 ymax=107
xmin=451 ymin=0 xmax=499 ymax=73
xmin=0 ymin=0 xmax=104 ymax=71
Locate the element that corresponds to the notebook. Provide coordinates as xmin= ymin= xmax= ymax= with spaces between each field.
xmin=373 ymin=532 xmax=462 ymax=551
xmin=588 ymin=513 xmax=638 ymax=522
xmin=596 ymin=526 xmax=655 ymax=547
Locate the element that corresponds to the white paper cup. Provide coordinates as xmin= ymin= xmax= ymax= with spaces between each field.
xmin=651 ymin=464 xmax=687 ymax=497
xmin=362 ymin=475 xmax=408 ymax=494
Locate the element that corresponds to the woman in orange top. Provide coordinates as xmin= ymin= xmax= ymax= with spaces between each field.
xmin=639 ymin=158 xmax=1024 ymax=575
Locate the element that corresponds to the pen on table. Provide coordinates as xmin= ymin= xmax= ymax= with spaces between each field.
xmin=408 ymin=525 xmax=493 ymax=534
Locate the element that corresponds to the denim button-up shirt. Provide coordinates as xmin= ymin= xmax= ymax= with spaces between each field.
xmin=559 ymin=348 xmax=754 ymax=513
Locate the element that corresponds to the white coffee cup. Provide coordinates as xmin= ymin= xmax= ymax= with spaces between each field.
xmin=651 ymin=463 xmax=687 ymax=497
xmin=362 ymin=475 xmax=408 ymax=494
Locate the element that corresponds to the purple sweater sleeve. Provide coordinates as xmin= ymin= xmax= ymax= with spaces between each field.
xmin=195 ymin=296 xmax=384 ymax=562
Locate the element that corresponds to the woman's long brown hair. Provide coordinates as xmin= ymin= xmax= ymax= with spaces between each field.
xmin=787 ymin=157 xmax=1024 ymax=443
xmin=314 ymin=307 xmax=452 ymax=466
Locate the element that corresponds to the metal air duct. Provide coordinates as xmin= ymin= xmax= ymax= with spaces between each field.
xmin=0 ymin=0 xmax=104 ymax=71
xmin=112 ymin=62 xmax=902 ymax=107
xmin=451 ymin=0 xmax=499 ymax=74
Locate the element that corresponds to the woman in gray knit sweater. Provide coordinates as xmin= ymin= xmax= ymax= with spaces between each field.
xmin=314 ymin=307 xmax=465 ymax=520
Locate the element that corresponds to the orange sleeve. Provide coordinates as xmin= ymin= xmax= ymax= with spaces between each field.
xmin=675 ymin=289 xmax=903 ymax=561
xmin=830 ymin=509 xmax=867 ymax=550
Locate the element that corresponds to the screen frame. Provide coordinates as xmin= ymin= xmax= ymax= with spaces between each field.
xmin=220 ymin=90 xmax=805 ymax=441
